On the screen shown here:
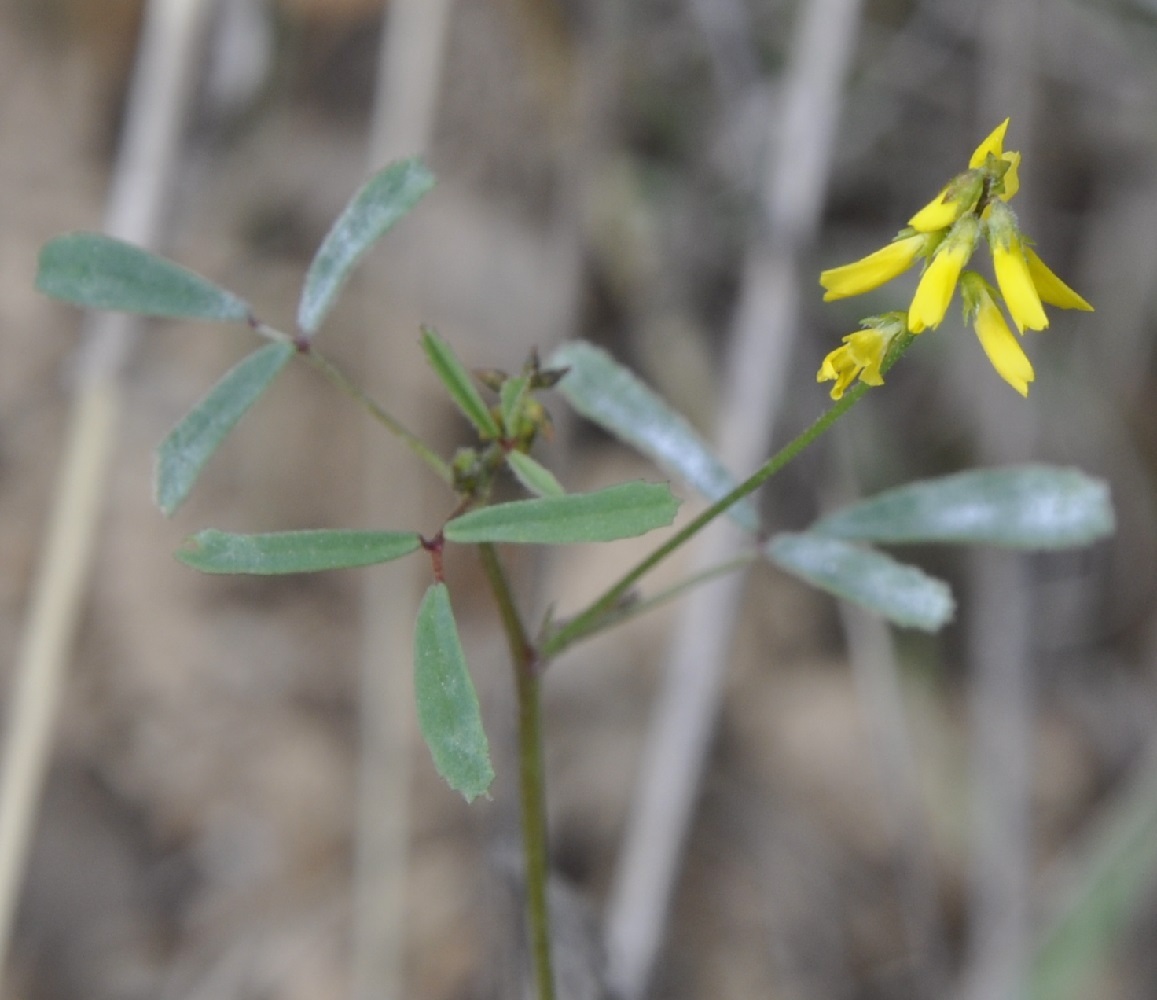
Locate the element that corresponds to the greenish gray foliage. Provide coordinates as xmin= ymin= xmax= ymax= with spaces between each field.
xmin=37 ymin=232 xmax=250 ymax=321
xmin=297 ymin=158 xmax=434 ymax=335
xmin=814 ymin=466 xmax=1115 ymax=548
xmin=549 ymin=341 xmax=760 ymax=533
xmin=177 ymin=528 xmax=421 ymax=574
xmin=413 ymin=583 xmax=494 ymax=801
xmin=765 ymin=532 xmax=955 ymax=632
xmin=421 ymin=327 xmax=501 ymax=438
xmin=444 ymin=481 xmax=679 ymax=544
xmin=156 ymin=342 xmax=295 ymax=515
xmin=506 ymin=451 xmax=565 ymax=497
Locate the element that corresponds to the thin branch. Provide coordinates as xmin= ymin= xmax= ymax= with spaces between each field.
xmin=354 ymin=5 xmax=455 ymax=996
xmin=302 ymin=347 xmax=453 ymax=485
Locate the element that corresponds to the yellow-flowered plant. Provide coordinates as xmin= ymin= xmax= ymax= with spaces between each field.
xmin=818 ymin=119 xmax=1093 ymax=398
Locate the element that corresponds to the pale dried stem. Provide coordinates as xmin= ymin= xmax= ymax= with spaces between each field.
xmin=0 ymin=0 xmax=216 ymax=986
xmin=352 ymin=5 xmax=455 ymax=1000
xmin=602 ymin=0 xmax=866 ymax=995
xmin=958 ymin=2 xmax=1042 ymax=998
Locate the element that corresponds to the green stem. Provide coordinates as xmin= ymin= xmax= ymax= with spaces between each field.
xmin=542 ymin=332 xmax=914 ymax=658
xmin=544 ymin=553 xmax=760 ymax=647
xmin=477 ymin=543 xmax=555 ymax=1000
xmin=303 ymin=347 xmax=454 ymax=485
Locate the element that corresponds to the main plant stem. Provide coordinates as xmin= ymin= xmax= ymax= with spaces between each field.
xmin=478 ymin=543 xmax=555 ymax=1000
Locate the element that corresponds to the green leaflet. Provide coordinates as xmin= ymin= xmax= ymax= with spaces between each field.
xmin=297 ymin=158 xmax=435 ymax=335
xmin=499 ymin=376 xmax=530 ymax=435
xmin=413 ymin=583 xmax=494 ymax=801
xmin=765 ymin=532 xmax=955 ymax=632
xmin=421 ymin=327 xmax=502 ymax=438
xmin=156 ymin=342 xmax=295 ymax=515
xmin=506 ymin=451 xmax=565 ymax=497
xmin=177 ymin=529 xmax=421 ymax=574
xmin=813 ymin=466 xmax=1115 ymax=549
xmin=38 ymin=233 xmax=250 ymax=322
xmin=444 ymin=481 xmax=679 ymax=544
xmin=550 ymin=341 xmax=760 ymax=533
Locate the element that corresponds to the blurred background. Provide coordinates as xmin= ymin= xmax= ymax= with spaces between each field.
xmin=1 ymin=0 xmax=1155 ymax=998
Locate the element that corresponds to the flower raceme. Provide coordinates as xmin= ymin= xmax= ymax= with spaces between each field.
xmin=817 ymin=118 xmax=1092 ymax=397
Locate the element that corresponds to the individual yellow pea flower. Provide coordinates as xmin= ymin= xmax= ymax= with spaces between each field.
xmin=987 ymin=202 xmax=1049 ymax=331
xmin=909 ymin=119 xmax=1021 ymax=233
xmin=969 ymin=118 xmax=1009 ymax=166
xmin=819 ymin=233 xmax=928 ymax=301
xmin=1024 ymin=248 xmax=1094 ymax=312
xmin=960 ymin=272 xmax=1035 ymax=397
xmin=968 ymin=117 xmax=1020 ymax=201
xmin=908 ymin=215 xmax=979 ymax=332
xmin=909 ymin=170 xmax=984 ymax=232
xmin=816 ymin=314 xmax=905 ymax=400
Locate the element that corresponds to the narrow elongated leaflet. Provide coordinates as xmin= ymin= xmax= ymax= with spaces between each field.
xmin=421 ymin=327 xmax=501 ymax=438
xmin=499 ymin=375 xmax=529 ymax=435
xmin=549 ymin=341 xmax=760 ymax=533
xmin=156 ymin=342 xmax=295 ymax=515
xmin=297 ymin=158 xmax=435 ymax=335
xmin=413 ymin=583 xmax=494 ymax=801
xmin=506 ymin=451 xmax=565 ymax=497
xmin=765 ymin=532 xmax=954 ymax=632
xmin=444 ymin=481 xmax=679 ymax=544
xmin=813 ymin=466 xmax=1115 ymax=549
xmin=37 ymin=233 xmax=250 ymax=321
xmin=177 ymin=529 xmax=421 ymax=574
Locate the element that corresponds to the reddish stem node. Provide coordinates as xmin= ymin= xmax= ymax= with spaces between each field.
xmin=420 ymin=531 xmax=445 ymax=583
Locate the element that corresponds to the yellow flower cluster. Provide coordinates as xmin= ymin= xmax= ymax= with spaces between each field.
xmin=817 ymin=119 xmax=1092 ymax=398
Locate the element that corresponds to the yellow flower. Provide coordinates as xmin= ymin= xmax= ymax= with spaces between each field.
xmin=820 ymin=234 xmax=927 ymax=301
xmin=992 ymin=238 xmax=1048 ymax=331
xmin=908 ymin=216 xmax=978 ymax=332
xmin=988 ymin=202 xmax=1048 ymax=331
xmin=817 ymin=315 xmax=904 ymax=399
xmin=816 ymin=117 xmax=1091 ymax=402
xmin=1024 ymin=248 xmax=1093 ymax=312
xmin=909 ymin=171 xmax=984 ymax=232
xmin=909 ymin=119 xmax=1020 ymax=233
xmin=968 ymin=118 xmax=1020 ymax=201
xmin=961 ymin=272 xmax=1035 ymax=397
xmin=969 ymin=119 xmax=1009 ymax=166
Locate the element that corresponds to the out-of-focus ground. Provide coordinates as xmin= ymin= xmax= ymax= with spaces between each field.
xmin=1 ymin=1 xmax=1156 ymax=999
